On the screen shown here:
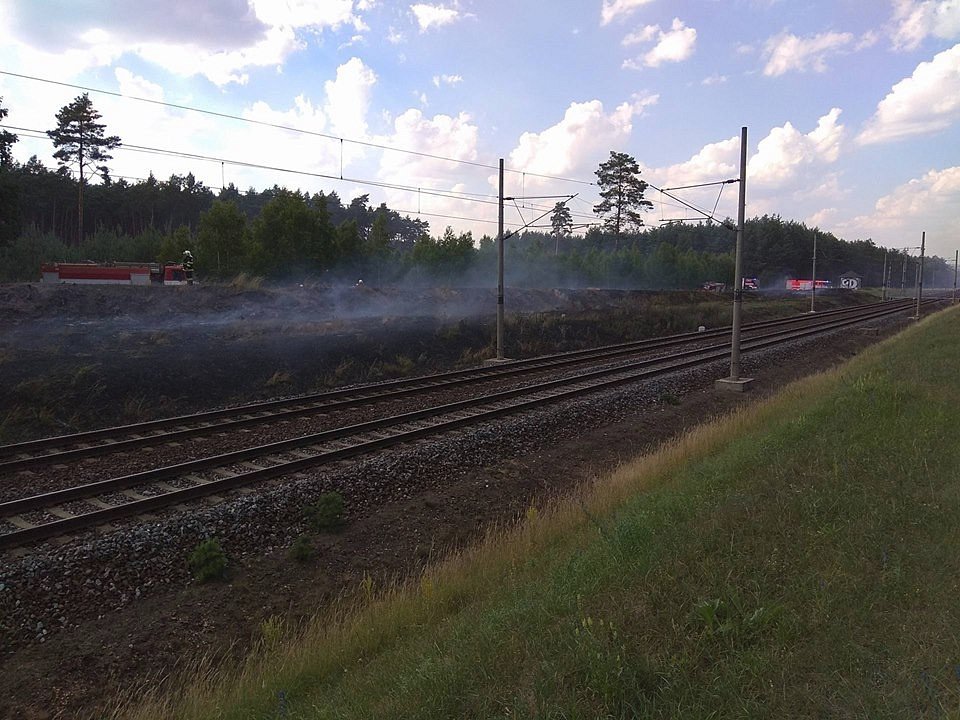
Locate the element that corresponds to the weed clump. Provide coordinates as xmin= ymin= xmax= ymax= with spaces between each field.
xmin=188 ymin=538 xmax=228 ymax=582
xmin=265 ymin=370 xmax=292 ymax=387
xmin=229 ymin=273 xmax=263 ymax=290
xmin=304 ymin=491 xmax=346 ymax=532
xmin=289 ymin=534 xmax=316 ymax=563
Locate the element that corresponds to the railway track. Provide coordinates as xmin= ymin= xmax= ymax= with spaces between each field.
xmin=0 ymin=298 xmax=934 ymax=550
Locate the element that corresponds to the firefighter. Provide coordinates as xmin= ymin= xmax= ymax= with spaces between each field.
xmin=182 ymin=250 xmax=195 ymax=285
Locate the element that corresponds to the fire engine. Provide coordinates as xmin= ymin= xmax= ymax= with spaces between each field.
xmin=786 ymin=279 xmax=832 ymax=291
xmin=40 ymin=262 xmax=190 ymax=285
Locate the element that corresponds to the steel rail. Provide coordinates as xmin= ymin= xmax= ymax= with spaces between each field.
xmin=0 ymin=299 xmax=915 ymax=470
xmin=0 ymin=299 xmax=931 ymax=550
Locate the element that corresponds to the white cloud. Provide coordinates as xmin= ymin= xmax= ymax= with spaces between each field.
xmin=857 ymin=44 xmax=960 ymax=144
xmin=891 ymin=0 xmax=960 ymax=51
xmin=839 ymin=166 xmax=960 ymax=254
xmin=0 ymin=0 xmax=372 ymax=86
xmin=657 ymin=136 xmax=741 ymax=188
xmin=231 ymin=94 xmax=337 ymax=184
xmin=137 ymin=25 xmax=303 ymax=86
xmin=648 ymin=111 xmax=846 ymax=224
xmin=807 ymin=207 xmax=839 ymax=227
xmin=623 ymin=18 xmax=697 ymax=69
xmin=856 ymin=30 xmax=881 ymax=50
xmin=507 ymin=95 xmax=657 ymax=184
xmin=702 ymin=74 xmax=728 ymax=85
xmin=432 ymin=74 xmax=463 ymax=87
xmin=762 ymin=30 xmax=854 ymax=76
xmin=324 ymin=57 xmax=377 ymax=138
xmin=250 ymin=0 xmax=366 ymax=31
xmin=796 ymin=172 xmax=846 ymax=202
xmin=103 ymin=60 xmax=371 ymax=190
xmin=114 ymin=68 xmax=164 ymax=102
xmin=623 ymin=25 xmax=658 ymax=45
xmin=601 ymin=0 xmax=655 ymax=26
xmin=371 ymin=108 xmax=483 ymax=224
xmin=410 ymin=4 xmax=461 ymax=32
xmin=749 ymin=108 xmax=845 ymax=187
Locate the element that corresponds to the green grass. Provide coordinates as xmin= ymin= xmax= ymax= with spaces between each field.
xmin=115 ymin=306 xmax=960 ymax=720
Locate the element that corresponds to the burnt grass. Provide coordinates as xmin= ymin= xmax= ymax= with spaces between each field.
xmin=0 ymin=283 xmax=867 ymax=443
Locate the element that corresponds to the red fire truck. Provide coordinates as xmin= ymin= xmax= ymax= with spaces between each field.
xmin=40 ymin=262 xmax=190 ymax=285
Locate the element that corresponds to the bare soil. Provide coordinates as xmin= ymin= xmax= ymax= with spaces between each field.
xmin=0 ymin=282 xmax=919 ymax=719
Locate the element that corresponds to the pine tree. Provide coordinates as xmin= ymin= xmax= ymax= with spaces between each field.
xmin=47 ymin=93 xmax=121 ymax=243
xmin=549 ymin=201 xmax=573 ymax=255
xmin=593 ymin=151 xmax=652 ymax=248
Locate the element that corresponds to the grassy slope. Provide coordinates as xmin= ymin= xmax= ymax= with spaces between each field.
xmin=120 ymin=306 xmax=960 ymax=720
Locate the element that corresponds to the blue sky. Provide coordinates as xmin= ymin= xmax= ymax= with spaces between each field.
xmin=0 ymin=0 xmax=957 ymax=258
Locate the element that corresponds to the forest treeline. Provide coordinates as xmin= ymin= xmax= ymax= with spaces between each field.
xmin=0 ymin=153 xmax=950 ymax=289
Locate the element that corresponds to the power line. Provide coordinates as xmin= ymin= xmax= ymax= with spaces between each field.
xmin=4 ymin=123 xmax=503 ymax=208
xmin=17 ymin=124 xmax=729 ymax=232
xmin=7 ymin=110 xmax=737 ymax=231
xmin=3 ymin=71 xmax=749 ymax=223
xmin=8 ymin=125 xmax=532 ymax=232
xmin=5 ymin=74 xmax=741 ymax=228
xmin=0 ymin=69 xmax=595 ymax=186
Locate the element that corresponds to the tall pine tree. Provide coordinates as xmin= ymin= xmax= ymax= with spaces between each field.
xmin=593 ymin=151 xmax=652 ymax=249
xmin=549 ymin=201 xmax=573 ymax=255
xmin=47 ymin=93 xmax=121 ymax=243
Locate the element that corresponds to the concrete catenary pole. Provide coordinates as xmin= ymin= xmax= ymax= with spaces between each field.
xmin=730 ymin=126 xmax=747 ymax=379
xmin=901 ymin=249 xmax=908 ymax=297
xmin=881 ymin=250 xmax=888 ymax=302
xmin=809 ymin=231 xmax=818 ymax=313
xmin=716 ymin=127 xmax=752 ymax=392
xmin=953 ymin=250 xmax=958 ymax=304
xmin=914 ymin=231 xmax=925 ymax=319
xmin=497 ymin=158 xmax=505 ymax=360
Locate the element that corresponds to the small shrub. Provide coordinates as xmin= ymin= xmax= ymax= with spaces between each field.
xmin=304 ymin=492 xmax=345 ymax=532
xmin=660 ymin=392 xmax=681 ymax=406
xmin=288 ymin=534 xmax=315 ymax=563
xmin=188 ymin=538 xmax=227 ymax=582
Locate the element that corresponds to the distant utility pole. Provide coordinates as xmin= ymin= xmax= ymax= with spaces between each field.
xmin=914 ymin=231 xmax=925 ymax=319
xmin=953 ymin=250 xmax=957 ymax=304
xmin=716 ymin=126 xmax=752 ymax=392
xmin=809 ymin=231 xmax=818 ymax=313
